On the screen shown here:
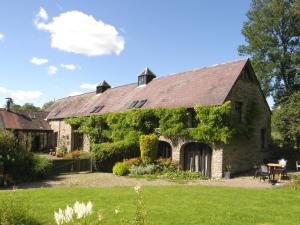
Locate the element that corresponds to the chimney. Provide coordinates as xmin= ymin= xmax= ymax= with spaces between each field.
xmin=96 ymin=80 xmax=111 ymax=94
xmin=138 ymin=67 xmax=156 ymax=86
xmin=5 ymin=98 xmax=13 ymax=111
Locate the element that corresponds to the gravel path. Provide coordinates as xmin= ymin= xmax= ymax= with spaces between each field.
xmin=14 ymin=172 xmax=292 ymax=189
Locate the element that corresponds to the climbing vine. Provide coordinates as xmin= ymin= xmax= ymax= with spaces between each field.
xmin=65 ymin=101 xmax=258 ymax=171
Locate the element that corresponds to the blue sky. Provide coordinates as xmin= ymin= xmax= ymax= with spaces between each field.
xmin=0 ymin=0 xmax=273 ymax=108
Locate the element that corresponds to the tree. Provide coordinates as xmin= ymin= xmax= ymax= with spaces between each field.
xmin=11 ymin=103 xmax=41 ymax=111
xmin=272 ymin=91 xmax=300 ymax=149
xmin=239 ymin=0 xmax=300 ymax=104
xmin=42 ymin=100 xmax=55 ymax=110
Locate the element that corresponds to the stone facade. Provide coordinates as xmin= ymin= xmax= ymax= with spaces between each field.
xmin=222 ymin=67 xmax=271 ymax=174
xmin=47 ymin=64 xmax=271 ymax=178
xmin=49 ymin=120 xmax=90 ymax=152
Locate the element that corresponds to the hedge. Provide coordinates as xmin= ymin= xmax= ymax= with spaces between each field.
xmin=92 ymin=141 xmax=139 ymax=172
xmin=140 ymin=134 xmax=158 ymax=163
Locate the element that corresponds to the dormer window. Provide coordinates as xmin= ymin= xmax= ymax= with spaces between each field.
xmin=96 ymin=80 xmax=111 ymax=94
xmin=138 ymin=68 xmax=156 ymax=86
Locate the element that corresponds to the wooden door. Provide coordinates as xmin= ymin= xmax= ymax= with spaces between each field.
xmin=184 ymin=143 xmax=212 ymax=177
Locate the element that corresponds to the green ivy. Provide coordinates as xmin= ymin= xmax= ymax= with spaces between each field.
xmin=65 ymin=101 xmax=258 ymax=171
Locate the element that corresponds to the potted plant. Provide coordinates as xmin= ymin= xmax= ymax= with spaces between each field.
xmin=224 ymin=165 xmax=232 ymax=179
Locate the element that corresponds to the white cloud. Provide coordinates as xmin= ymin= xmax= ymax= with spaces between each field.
xmin=11 ymin=90 xmax=43 ymax=102
xmin=37 ymin=7 xmax=48 ymax=21
xmin=0 ymin=87 xmax=8 ymax=94
xmin=0 ymin=33 xmax=4 ymax=41
xmin=30 ymin=57 xmax=48 ymax=65
xmin=0 ymin=86 xmax=43 ymax=104
xmin=48 ymin=65 xmax=58 ymax=75
xmin=61 ymin=64 xmax=76 ymax=70
xmin=69 ymin=91 xmax=82 ymax=96
xmin=80 ymin=83 xmax=97 ymax=90
xmin=35 ymin=10 xmax=125 ymax=56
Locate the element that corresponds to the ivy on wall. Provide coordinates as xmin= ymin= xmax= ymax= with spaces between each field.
xmin=65 ymin=101 xmax=258 ymax=170
xmin=66 ymin=101 xmax=258 ymax=146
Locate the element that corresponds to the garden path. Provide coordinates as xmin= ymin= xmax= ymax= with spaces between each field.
xmin=15 ymin=172 xmax=293 ymax=189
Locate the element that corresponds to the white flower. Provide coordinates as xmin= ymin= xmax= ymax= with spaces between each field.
xmin=73 ymin=201 xmax=85 ymax=219
xmin=86 ymin=201 xmax=93 ymax=215
xmin=134 ymin=185 xmax=141 ymax=193
xmin=73 ymin=201 xmax=93 ymax=219
xmin=114 ymin=207 xmax=120 ymax=215
xmin=54 ymin=209 xmax=64 ymax=225
xmin=64 ymin=206 xmax=74 ymax=223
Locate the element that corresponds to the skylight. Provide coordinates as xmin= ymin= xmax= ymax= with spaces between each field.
xmin=135 ymin=99 xmax=147 ymax=108
xmin=128 ymin=100 xmax=139 ymax=109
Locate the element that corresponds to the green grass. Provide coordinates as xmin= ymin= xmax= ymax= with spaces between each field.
xmin=1 ymin=185 xmax=300 ymax=225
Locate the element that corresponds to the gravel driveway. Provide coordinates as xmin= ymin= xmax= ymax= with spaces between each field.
xmin=14 ymin=172 xmax=292 ymax=189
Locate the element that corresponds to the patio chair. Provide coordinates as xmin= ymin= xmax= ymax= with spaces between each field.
xmin=260 ymin=165 xmax=270 ymax=182
xmin=278 ymin=159 xmax=287 ymax=178
xmin=253 ymin=164 xmax=260 ymax=178
xmin=296 ymin=161 xmax=300 ymax=171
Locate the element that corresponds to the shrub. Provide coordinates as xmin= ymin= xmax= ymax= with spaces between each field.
xmin=92 ymin=141 xmax=139 ymax=172
xmin=0 ymin=195 xmax=41 ymax=225
xmin=156 ymin=158 xmax=176 ymax=169
xmin=160 ymin=170 xmax=207 ymax=182
xmin=63 ymin=150 xmax=90 ymax=159
xmin=113 ymin=162 xmax=130 ymax=176
xmin=32 ymin=154 xmax=52 ymax=179
xmin=130 ymin=164 xmax=157 ymax=175
xmin=139 ymin=134 xmax=158 ymax=164
xmin=55 ymin=146 xmax=67 ymax=157
xmin=0 ymin=131 xmax=35 ymax=184
xmin=123 ymin=157 xmax=142 ymax=167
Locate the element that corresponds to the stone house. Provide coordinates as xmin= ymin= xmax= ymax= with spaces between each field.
xmin=0 ymin=107 xmax=53 ymax=151
xmin=46 ymin=59 xmax=271 ymax=178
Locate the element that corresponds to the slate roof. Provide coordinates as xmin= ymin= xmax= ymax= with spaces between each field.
xmin=47 ymin=59 xmax=249 ymax=120
xmin=0 ymin=109 xmax=52 ymax=131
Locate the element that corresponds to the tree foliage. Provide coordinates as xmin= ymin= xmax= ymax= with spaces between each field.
xmin=42 ymin=101 xmax=55 ymax=110
xmin=239 ymin=0 xmax=300 ymax=104
xmin=272 ymin=91 xmax=300 ymax=148
xmin=10 ymin=103 xmax=41 ymax=111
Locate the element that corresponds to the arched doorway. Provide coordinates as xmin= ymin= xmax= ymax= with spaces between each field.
xmin=183 ymin=142 xmax=212 ymax=177
xmin=158 ymin=141 xmax=172 ymax=159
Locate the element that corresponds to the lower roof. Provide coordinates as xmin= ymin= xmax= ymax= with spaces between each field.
xmin=0 ymin=109 xmax=52 ymax=131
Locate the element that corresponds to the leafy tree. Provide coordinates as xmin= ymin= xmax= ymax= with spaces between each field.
xmin=239 ymin=0 xmax=300 ymax=104
xmin=42 ymin=100 xmax=55 ymax=110
xmin=272 ymin=91 xmax=300 ymax=148
xmin=11 ymin=103 xmax=41 ymax=111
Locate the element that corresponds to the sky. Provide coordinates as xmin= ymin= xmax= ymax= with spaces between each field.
xmin=0 ymin=0 xmax=274 ymax=108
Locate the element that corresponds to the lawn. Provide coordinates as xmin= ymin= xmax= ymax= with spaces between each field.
xmin=1 ymin=185 xmax=300 ymax=225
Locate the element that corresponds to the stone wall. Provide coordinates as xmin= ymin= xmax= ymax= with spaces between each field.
xmin=49 ymin=120 xmax=72 ymax=152
xmin=223 ymin=67 xmax=272 ymax=174
xmin=158 ymin=137 xmax=223 ymax=178
xmin=49 ymin=120 xmax=90 ymax=152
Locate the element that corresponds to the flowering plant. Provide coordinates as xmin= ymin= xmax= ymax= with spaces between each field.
xmin=53 ymin=186 xmax=146 ymax=225
xmin=54 ymin=201 xmax=92 ymax=225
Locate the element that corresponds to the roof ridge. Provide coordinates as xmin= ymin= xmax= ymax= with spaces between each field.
xmin=50 ymin=58 xmax=247 ymax=104
xmin=157 ymin=58 xmax=248 ymax=80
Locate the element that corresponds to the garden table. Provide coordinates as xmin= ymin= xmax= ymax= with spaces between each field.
xmin=267 ymin=163 xmax=283 ymax=181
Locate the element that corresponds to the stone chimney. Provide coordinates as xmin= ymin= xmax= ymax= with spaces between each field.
xmin=96 ymin=80 xmax=111 ymax=94
xmin=5 ymin=98 xmax=13 ymax=111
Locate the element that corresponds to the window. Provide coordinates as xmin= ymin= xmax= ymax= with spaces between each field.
xmin=261 ymin=128 xmax=266 ymax=150
xmin=138 ymin=75 xmax=146 ymax=85
xmin=128 ymin=100 xmax=139 ymax=109
xmin=90 ymin=106 xmax=100 ymax=113
xmin=234 ymin=101 xmax=243 ymax=122
xmin=94 ymin=105 xmax=104 ymax=113
xmin=90 ymin=105 xmax=104 ymax=113
xmin=135 ymin=99 xmax=147 ymax=108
